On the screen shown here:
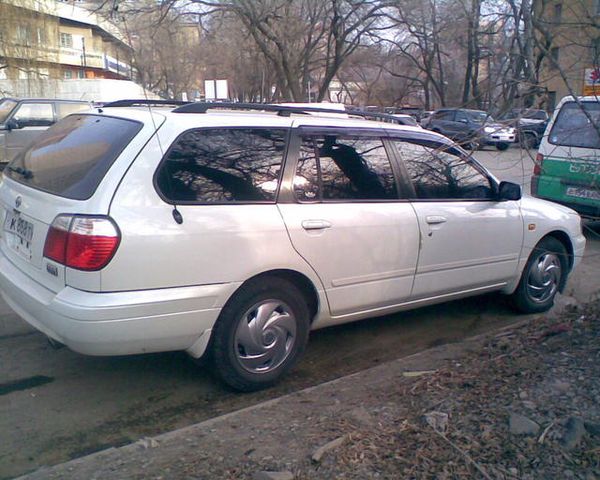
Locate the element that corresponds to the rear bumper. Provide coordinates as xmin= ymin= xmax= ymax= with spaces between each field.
xmin=0 ymin=251 xmax=237 ymax=357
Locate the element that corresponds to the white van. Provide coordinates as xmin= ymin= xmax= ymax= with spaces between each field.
xmin=533 ymin=95 xmax=600 ymax=219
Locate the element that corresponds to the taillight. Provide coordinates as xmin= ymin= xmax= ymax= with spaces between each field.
xmin=43 ymin=215 xmax=120 ymax=271
xmin=533 ymin=153 xmax=544 ymax=176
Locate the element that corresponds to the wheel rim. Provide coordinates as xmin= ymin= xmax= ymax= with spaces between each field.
xmin=526 ymin=252 xmax=562 ymax=304
xmin=234 ymin=300 xmax=297 ymax=374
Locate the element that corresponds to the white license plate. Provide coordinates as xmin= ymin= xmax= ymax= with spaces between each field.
xmin=566 ymin=186 xmax=600 ymax=201
xmin=3 ymin=210 xmax=34 ymax=259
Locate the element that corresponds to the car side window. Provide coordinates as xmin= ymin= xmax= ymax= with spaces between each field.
xmin=393 ymin=140 xmax=494 ymax=200
xmin=436 ymin=111 xmax=454 ymax=121
xmin=56 ymin=102 xmax=91 ymax=119
xmin=12 ymin=103 xmax=54 ymax=127
xmin=156 ymin=128 xmax=288 ymax=203
xmin=294 ymin=135 xmax=398 ymax=201
xmin=455 ymin=111 xmax=469 ymax=123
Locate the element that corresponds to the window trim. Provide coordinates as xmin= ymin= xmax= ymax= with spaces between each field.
xmin=289 ymin=128 xmax=403 ymax=204
xmin=153 ymin=126 xmax=292 ymax=206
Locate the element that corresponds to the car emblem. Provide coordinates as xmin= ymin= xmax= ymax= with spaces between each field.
xmin=15 ymin=196 xmax=22 ymax=209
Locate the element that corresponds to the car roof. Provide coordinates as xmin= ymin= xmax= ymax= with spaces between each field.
xmin=1 ymin=97 xmax=90 ymax=103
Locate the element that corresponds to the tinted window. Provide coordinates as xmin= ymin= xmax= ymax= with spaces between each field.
xmin=0 ymin=99 xmax=17 ymax=123
xmin=157 ymin=128 xmax=287 ymax=203
xmin=549 ymin=101 xmax=600 ymax=149
xmin=434 ymin=111 xmax=454 ymax=121
xmin=294 ymin=135 xmax=397 ymax=201
xmin=5 ymin=114 xmax=142 ymax=200
xmin=12 ymin=103 xmax=54 ymax=127
xmin=394 ymin=140 xmax=494 ymax=200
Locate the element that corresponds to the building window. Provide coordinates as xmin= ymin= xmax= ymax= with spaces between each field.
xmin=63 ymin=69 xmax=73 ymax=79
xmin=77 ymin=69 xmax=85 ymax=79
xmin=593 ymin=38 xmax=600 ymax=67
xmin=554 ymin=4 xmax=562 ymax=23
xmin=60 ymin=32 xmax=73 ymax=48
xmin=16 ymin=26 xmax=31 ymax=45
xmin=550 ymin=47 xmax=560 ymax=69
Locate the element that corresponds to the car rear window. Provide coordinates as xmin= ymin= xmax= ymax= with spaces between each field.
xmin=549 ymin=101 xmax=600 ymax=149
xmin=5 ymin=114 xmax=142 ymax=200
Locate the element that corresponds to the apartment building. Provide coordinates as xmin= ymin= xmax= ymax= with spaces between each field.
xmin=536 ymin=0 xmax=600 ymax=109
xmin=0 ymin=0 xmax=133 ymax=96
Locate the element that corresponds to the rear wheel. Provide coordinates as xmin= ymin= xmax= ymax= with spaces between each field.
xmin=519 ymin=132 xmax=537 ymax=150
xmin=510 ymin=237 xmax=567 ymax=313
xmin=496 ymin=142 xmax=510 ymax=151
xmin=210 ymin=277 xmax=310 ymax=392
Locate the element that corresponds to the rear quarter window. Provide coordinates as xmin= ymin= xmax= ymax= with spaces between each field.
xmin=5 ymin=114 xmax=142 ymax=200
xmin=155 ymin=128 xmax=288 ymax=203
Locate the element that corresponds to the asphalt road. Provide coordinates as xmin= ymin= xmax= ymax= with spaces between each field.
xmin=1 ymin=146 xmax=599 ymax=479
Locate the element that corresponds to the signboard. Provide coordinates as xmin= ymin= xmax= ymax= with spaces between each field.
xmin=204 ymin=79 xmax=229 ymax=100
xmin=583 ymin=68 xmax=600 ymax=96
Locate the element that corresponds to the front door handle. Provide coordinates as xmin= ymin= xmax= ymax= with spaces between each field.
xmin=425 ymin=215 xmax=447 ymax=225
xmin=302 ymin=220 xmax=332 ymax=230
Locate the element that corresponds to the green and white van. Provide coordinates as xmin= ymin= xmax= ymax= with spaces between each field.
xmin=532 ymin=96 xmax=600 ymax=220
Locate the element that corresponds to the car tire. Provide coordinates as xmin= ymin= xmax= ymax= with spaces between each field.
xmin=496 ymin=142 xmax=510 ymax=151
xmin=510 ymin=237 xmax=567 ymax=313
xmin=519 ymin=132 xmax=537 ymax=150
xmin=209 ymin=277 xmax=310 ymax=392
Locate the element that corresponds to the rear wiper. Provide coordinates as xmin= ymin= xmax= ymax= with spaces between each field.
xmin=7 ymin=166 xmax=33 ymax=179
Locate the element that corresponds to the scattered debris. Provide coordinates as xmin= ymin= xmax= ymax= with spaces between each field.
xmin=253 ymin=471 xmax=294 ymax=480
xmin=136 ymin=437 xmax=159 ymax=449
xmin=402 ymin=370 xmax=437 ymax=377
xmin=561 ymin=417 xmax=586 ymax=450
xmin=509 ymin=412 xmax=540 ymax=436
xmin=424 ymin=411 xmax=449 ymax=434
xmin=311 ymin=435 xmax=347 ymax=463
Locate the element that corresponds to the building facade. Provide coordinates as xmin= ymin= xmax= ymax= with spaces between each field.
xmin=0 ymin=0 xmax=133 ymax=97
xmin=536 ymin=0 xmax=600 ymax=109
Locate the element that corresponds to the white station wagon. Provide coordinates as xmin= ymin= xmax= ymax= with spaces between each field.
xmin=0 ymin=101 xmax=586 ymax=391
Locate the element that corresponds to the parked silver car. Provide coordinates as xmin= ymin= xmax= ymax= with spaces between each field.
xmin=0 ymin=98 xmax=92 ymax=169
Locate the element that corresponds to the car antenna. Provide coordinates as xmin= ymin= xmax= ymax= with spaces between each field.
xmin=141 ymin=93 xmax=184 ymax=224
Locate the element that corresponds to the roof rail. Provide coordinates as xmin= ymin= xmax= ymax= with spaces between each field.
xmin=171 ymin=102 xmax=412 ymax=124
xmin=102 ymin=99 xmax=189 ymax=108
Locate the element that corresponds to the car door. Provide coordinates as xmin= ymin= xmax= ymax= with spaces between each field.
xmin=277 ymin=126 xmax=420 ymax=319
xmin=5 ymin=101 xmax=55 ymax=162
xmin=389 ymin=138 xmax=523 ymax=299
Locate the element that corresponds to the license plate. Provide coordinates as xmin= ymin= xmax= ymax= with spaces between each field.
xmin=3 ymin=210 xmax=34 ymax=259
xmin=566 ymin=186 xmax=600 ymax=201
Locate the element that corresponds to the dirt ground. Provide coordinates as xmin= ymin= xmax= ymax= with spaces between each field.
xmin=22 ymin=297 xmax=600 ymax=480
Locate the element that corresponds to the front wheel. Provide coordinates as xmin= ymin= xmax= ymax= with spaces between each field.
xmin=496 ymin=142 xmax=510 ymax=151
xmin=510 ymin=237 xmax=567 ymax=313
xmin=210 ymin=277 xmax=310 ymax=392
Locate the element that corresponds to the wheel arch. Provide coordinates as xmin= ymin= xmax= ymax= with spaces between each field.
xmin=236 ymin=269 xmax=321 ymax=324
xmin=544 ymin=230 xmax=575 ymax=271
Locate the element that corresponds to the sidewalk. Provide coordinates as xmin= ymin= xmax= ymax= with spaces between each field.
xmin=19 ymin=299 xmax=600 ymax=480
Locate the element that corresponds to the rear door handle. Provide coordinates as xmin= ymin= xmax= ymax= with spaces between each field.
xmin=302 ymin=220 xmax=332 ymax=230
xmin=425 ymin=215 xmax=447 ymax=225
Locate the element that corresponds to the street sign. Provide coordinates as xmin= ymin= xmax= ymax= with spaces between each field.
xmin=583 ymin=68 xmax=600 ymax=96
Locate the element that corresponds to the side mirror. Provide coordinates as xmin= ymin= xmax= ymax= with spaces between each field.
xmin=498 ymin=181 xmax=521 ymax=201
xmin=5 ymin=119 xmax=19 ymax=131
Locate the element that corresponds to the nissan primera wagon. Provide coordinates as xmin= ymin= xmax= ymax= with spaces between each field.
xmin=0 ymin=101 xmax=586 ymax=391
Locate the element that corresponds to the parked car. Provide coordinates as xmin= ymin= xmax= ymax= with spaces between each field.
xmin=422 ymin=108 xmax=516 ymax=150
xmin=498 ymin=108 xmax=550 ymax=149
xmin=0 ymin=98 xmax=92 ymax=169
xmin=0 ymin=101 xmax=585 ymax=391
xmin=532 ymin=96 xmax=600 ymax=220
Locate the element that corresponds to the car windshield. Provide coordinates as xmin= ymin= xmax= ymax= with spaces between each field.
xmin=466 ymin=111 xmax=492 ymax=124
xmin=0 ymin=99 xmax=17 ymax=124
